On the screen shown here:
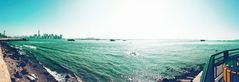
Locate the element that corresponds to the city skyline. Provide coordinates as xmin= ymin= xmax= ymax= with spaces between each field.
xmin=0 ymin=0 xmax=239 ymax=40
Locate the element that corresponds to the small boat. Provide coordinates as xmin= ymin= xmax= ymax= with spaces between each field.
xmin=67 ymin=39 xmax=75 ymax=41
xmin=129 ymin=52 xmax=137 ymax=56
xmin=200 ymin=39 xmax=206 ymax=42
xmin=110 ymin=39 xmax=115 ymax=41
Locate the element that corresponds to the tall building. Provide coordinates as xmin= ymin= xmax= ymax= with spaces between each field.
xmin=38 ymin=30 xmax=40 ymax=36
xmin=3 ymin=30 xmax=5 ymax=35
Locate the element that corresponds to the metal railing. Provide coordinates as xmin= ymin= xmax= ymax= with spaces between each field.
xmin=201 ymin=48 xmax=239 ymax=82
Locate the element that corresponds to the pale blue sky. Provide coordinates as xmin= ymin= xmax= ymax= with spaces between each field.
xmin=0 ymin=0 xmax=239 ymax=40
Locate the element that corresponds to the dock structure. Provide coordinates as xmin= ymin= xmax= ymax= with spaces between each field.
xmin=0 ymin=47 xmax=11 ymax=82
xmin=0 ymin=38 xmax=27 ymax=41
xmin=198 ymin=48 xmax=239 ymax=82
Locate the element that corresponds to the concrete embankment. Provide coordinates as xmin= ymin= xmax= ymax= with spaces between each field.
xmin=0 ymin=46 xmax=11 ymax=82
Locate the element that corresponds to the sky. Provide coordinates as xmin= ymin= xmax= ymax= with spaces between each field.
xmin=0 ymin=0 xmax=239 ymax=40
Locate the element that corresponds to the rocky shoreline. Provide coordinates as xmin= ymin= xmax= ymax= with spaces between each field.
xmin=156 ymin=64 xmax=204 ymax=82
xmin=0 ymin=42 xmax=82 ymax=82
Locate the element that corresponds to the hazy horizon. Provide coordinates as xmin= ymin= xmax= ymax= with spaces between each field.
xmin=1 ymin=0 xmax=239 ymax=40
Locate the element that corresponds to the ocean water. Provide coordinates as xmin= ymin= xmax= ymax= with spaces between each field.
xmin=10 ymin=39 xmax=239 ymax=82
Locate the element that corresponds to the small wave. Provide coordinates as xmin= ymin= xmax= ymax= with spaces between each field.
xmin=18 ymin=50 xmax=26 ymax=55
xmin=12 ymin=45 xmax=23 ymax=50
xmin=23 ymin=45 xmax=37 ymax=49
xmin=128 ymin=51 xmax=138 ymax=56
xmin=43 ymin=66 xmax=67 ymax=82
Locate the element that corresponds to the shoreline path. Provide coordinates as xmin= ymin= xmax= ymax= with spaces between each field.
xmin=0 ymin=46 xmax=11 ymax=82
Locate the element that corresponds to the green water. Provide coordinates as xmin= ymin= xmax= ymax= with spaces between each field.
xmin=10 ymin=39 xmax=239 ymax=82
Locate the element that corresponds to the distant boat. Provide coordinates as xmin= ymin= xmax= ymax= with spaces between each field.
xmin=122 ymin=40 xmax=126 ymax=41
xmin=129 ymin=52 xmax=137 ymax=56
xmin=200 ymin=39 xmax=206 ymax=42
xmin=110 ymin=39 xmax=115 ymax=41
xmin=67 ymin=39 xmax=75 ymax=41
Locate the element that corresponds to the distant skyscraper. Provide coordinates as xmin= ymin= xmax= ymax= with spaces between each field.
xmin=38 ymin=30 xmax=40 ymax=36
xmin=3 ymin=30 xmax=5 ymax=35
